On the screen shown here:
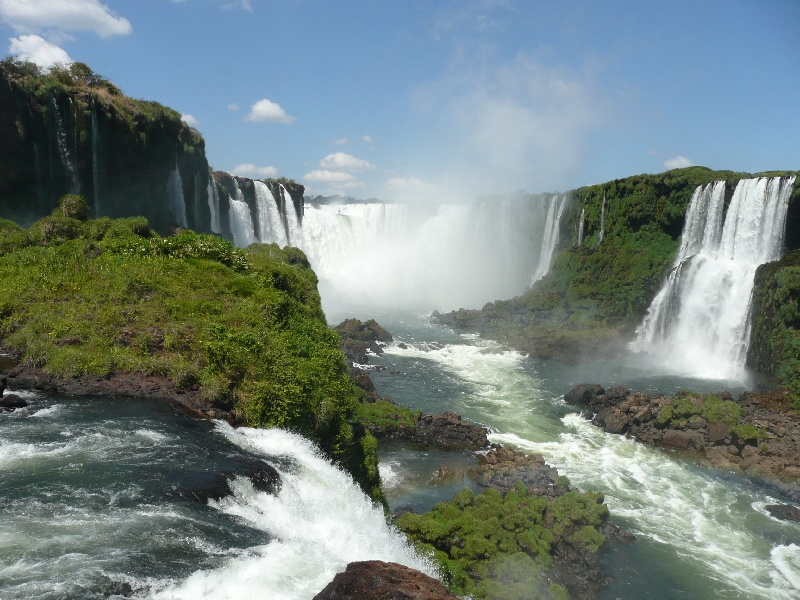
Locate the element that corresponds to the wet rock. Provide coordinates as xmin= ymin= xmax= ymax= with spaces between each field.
xmin=410 ymin=411 xmax=489 ymax=450
xmin=312 ymin=561 xmax=458 ymax=600
xmin=476 ymin=446 xmax=567 ymax=499
xmin=766 ymin=504 xmax=800 ymax=522
xmin=0 ymin=393 xmax=26 ymax=409
xmin=564 ymin=383 xmax=605 ymax=405
xmin=708 ymin=422 xmax=731 ymax=442
xmin=334 ymin=318 xmax=393 ymax=365
xmin=0 ymin=374 xmax=6 ymax=395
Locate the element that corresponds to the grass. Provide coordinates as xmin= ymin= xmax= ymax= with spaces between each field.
xmin=395 ymin=482 xmax=606 ymax=599
xmin=0 ymin=197 xmax=383 ymax=502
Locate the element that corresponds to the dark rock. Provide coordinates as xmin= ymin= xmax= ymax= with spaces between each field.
xmin=708 ymin=422 xmax=731 ymax=442
xmin=353 ymin=372 xmax=380 ymax=402
xmin=0 ymin=355 xmax=16 ymax=371
xmin=334 ymin=318 xmax=393 ymax=365
xmin=0 ymin=393 xmax=26 ymax=409
xmin=397 ymin=343 xmax=408 ymax=350
xmin=410 ymin=411 xmax=489 ymax=449
xmin=564 ymin=383 xmax=605 ymax=405
xmin=766 ymin=504 xmax=800 ymax=522
xmin=312 ymin=561 xmax=457 ymax=600
xmin=605 ymin=386 xmax=629 ymax=401
xmin=0 ymin=374 xmax=6 ymax=395
xmin=476 ymin=446 xmax=566 ymax=499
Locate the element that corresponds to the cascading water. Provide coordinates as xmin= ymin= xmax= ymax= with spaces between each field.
xmin=50 ymin=94 xmax=80 ymax=194
xmin=207 ymin=180 xmax=222 ymax=234
xmin=282 ymin=185 xmax=303 ymax=246
xmin=577 ymin=207 xmax=585 ymax=246
xmin=91 ymin=102 xmax=100 ymax=217
xmin=631 ymin=176 xmax=796 ymax=379
xmin=253 ymin=182 xmax=288 ymax=246
xmin=228 ymin=180 xmax=257 ymax=247
xmin=167 ymin=160 xmax=189 ymax=228
xmin=598 ymin=192 xmax=606 ymax=245
xmin=531 ymin=195 xmax=566 ymax=284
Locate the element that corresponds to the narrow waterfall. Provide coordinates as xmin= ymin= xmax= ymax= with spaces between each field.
xmin=531 ymin=195 xmax=566 ymax=284
xmin=577 ymin=208 xmax=585 ymax=246
xmin=206 ymin=180 xmax=221 ymax=234
xmin=91 ymin=102 xmax=100 ymax=216
xmin=598 ymin=192 xmax=606 ymax=245
xmin=167 ymin=160 xmax=188 ymax=228
xmin=282 ymin=185 xmax=303 ymax=245
xmin=51 ymin=94 xmax=80 ymax=194
xmin=228 ymin=180 xmax=257 ymax=247
xmin=253 ymin=181 xmax=288 ymax=246
xmin=631 ymin=176 xmax=796 ymax=379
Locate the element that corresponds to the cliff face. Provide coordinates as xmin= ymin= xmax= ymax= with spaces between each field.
xmin=0 ymin=59 xmax=211 ymax=235
xmin=748 ymin=250 xmax=800 ymax=397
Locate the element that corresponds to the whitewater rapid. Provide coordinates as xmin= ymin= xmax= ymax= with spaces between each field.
xmin=378 ymin=327 xmax=800 ymax=599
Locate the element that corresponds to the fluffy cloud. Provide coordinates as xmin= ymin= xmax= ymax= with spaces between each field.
xmin=332 ymin=138 xmax=348 ymax=145
xmin=361 ymin=135 xmax=373 ymax=143
xmin=0 ymin=0 xmax=131 ymax=37
xmin=181 ymin=114 xmax=200 ymax=127
xmin=664 ymin=155 xmax=693 ymax=169
xmin=303 ymin=170 xmax=356 ymax=184
xmin=245 ymin=98 xmax=295 ymax=123
xmin=228 ymin=103 xmax=239 ymax=111
xmin=319 ymin=152 xmax=375 ymax=172
xmin=233 ymin=164 xmax=279 ymax=178
xmin=8 ymin=34 xmax=71 ymax=68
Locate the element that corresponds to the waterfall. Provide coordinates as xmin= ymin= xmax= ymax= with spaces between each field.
xmin=282 ymin=185 xmax=303 ymax=246
xmin=228 ymin=180 xmax=257 ymax=247
xmin=253 ymin=182 xmax=288 ymax=246
xmin=206 ymin=180 xmax=221 ymax=234
xmin=51 ymin=94 xmax=80 ymax=194
xmin=631 ymin=176 xmax=796 ymax=379
xmin=531 ymin=195 xmax=566 ymax=284
xmin=598 ymin=192 xmax=606 ymax=245
xmin=167 ymin=160 xmax=189 ymax=228
xmin=91 ymin=102 xmax=100 ymax=217
xmin=577 ymin=208 xmax=585 ymax=246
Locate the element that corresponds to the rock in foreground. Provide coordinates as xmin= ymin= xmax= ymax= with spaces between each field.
xmin=313 ymin=561 xmax=457 ymax=600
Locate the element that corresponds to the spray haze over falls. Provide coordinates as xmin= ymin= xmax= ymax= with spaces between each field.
xmin=213 ymin=173 xmax=569 ymax=312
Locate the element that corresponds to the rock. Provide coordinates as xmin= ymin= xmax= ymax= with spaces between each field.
xmin=312 ymin=561 xmax=457 ymax=600
xmin=0 ymin=355 xmax=18 ymax=371
xmin=766 ymin=504 xmax=800 ymax=522
xmin=0 ymin=374 xmax=6 ymax=395
xmin=606 ymin=386 xmax=629 ymax=401
xmin=335 ymin=319 xmax=393 ymax=365
xmin=564 ymin=383 xmax=605 ymax=405
xmin=476 ymin=446 xmax=566 ymax=499
xmin=708 ymin=422 xmax=731 ymax=442
xmin=353 ymin=372 xmax=380 ymax=403
xmin=411 ymin=411 xmax=489 ymax=449
xmin=0 ymin=393 xmax=27 ymax=409
xmin=398 ymin=343 xmax=408 ymax=350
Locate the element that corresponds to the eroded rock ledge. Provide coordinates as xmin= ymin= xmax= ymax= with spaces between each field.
xmin=313 ymin=561 xmax=458 ymax=600
xmin=565 ymin=383 xmax=800 ymax=502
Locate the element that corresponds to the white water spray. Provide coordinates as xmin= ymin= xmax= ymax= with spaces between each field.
xmin=156 ymin=425 xmax=434 ymax=600
xmin=631 ymin=176 xmax=795 ymax=379
xmin=167 ymin=160 xmax=189 ymax=228
xmin=531 ymin=195 xmax=566 ymax=284
xmin=253 ymin=182 xmax=288 ymax=246
xmin=577 ymin=208 xmax=585 ymax=246
xmin=50 ymin=94 xmax=80 ymax=194
xmin=207 ymin=180 xmax=222 ymax=234
xmin=228 ymin=180 xmax=257 ymax=247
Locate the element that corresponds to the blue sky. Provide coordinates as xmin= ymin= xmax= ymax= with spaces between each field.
xmin=2 ymin=0 xmax=799 ymax=201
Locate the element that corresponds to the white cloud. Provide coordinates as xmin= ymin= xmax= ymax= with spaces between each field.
xmin=222 ymin=0 xmax=252 ymax=11
xmin=319 ymin=152 xmax=375 ymax=172
xmin=8 ymin=34 xmax=71 ymax=68
xmin=245 ymin=98 xmax=295 ymax=123
xmin=181 ymin=114 xmax=200 ymax=127
xmin=228 ymin=103 xmax=239 ymax=111
xmin=303 ymin=170 xmax=356 ymax=184
xmin=362 ymin=135 xmax=374 ymax=143
xmin=232 ymin=163 xmax=279 ymax=178
xmin=664 ymin=155 xmax=693 ymax=169
xmin=0 ymin=0 xmax=131 ymax=38
xmin=332 ymin=138 xmax=348 ymax=145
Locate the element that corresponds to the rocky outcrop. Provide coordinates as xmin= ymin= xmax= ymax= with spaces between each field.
xmin=372 ymin=410 xmax=489 ymax=450
xmin=335 ymin=318 xmax=393 ymax=366
xmin=312 ymin=561 xmax=458 ymax=600
xmin=565 ymin=383 xmax=800 ymax=502
xmin=476 ymin=445 xmax=567 ymax=499
xmin=5 ymin=365 xmax=235 ymax=423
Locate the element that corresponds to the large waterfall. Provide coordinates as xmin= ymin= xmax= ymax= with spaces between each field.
xmin=51 ymin=94 xmax=80 ymax=194
xmin=631 ymin=176 xmax=796 ymax=379
xmin=224 ymin=182 xmax=567 ymax=311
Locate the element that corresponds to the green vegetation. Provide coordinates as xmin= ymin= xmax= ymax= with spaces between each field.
xmin=748 ymin=250 xmax=800 ymax=407
xmin=0 ymin=196 xmax=382 ymax=502
xmin=440 ymin=167 xmax=800 ymax=365
xmin=355 ymin=399 xmax=418 ymax=430
xmin=656 ymin=391 xmax=742 ymax=426
xmin=396 ymin=483 xmax=607 ymax=599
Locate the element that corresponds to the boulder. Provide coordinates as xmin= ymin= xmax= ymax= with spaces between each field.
xmin=312 ymin=561 xmax=457 ymax=600
xmin=766 ymin=504 xmax=800 ymax=522
xmin=708 ymin=422 xmax=731 ymax=443
xmin=0 ymin=393 xmax=27 ymax=409
xmin=411 ymin=411 xmax=489 ymax=449
xmin=0 ymin=374 xmax=6 ymax=395
xmin=564 ymin=384 xmax=605 ymax=405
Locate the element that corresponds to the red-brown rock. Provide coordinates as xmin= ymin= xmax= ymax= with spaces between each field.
xmin=312 ymin=561 xmax=457 ymax=600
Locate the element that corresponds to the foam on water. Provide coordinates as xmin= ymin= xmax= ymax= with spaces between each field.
xmin=156 ymin=425 xmax=434 ymax=600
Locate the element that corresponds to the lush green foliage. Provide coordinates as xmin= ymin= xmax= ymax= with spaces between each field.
xmin=656 ymin=392 xmax=742 ymax=426
xmin=0 ymin=199 xmax=383 ymax=499
xmin=396 ymin=483 xmax=606 ymax=598
xmin=355 ymin=399 xmax=418 ymax=430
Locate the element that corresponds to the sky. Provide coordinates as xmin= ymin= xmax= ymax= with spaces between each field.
xmin=1 ymin=0 xmax=799 ymax=202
